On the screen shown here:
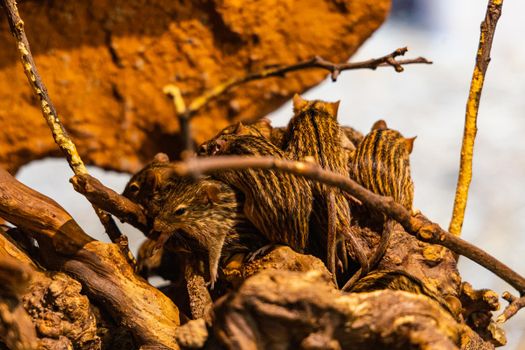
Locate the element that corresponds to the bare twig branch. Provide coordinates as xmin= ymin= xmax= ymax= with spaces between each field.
xmin=70 ymin=174 xmax=149 ymax=234
xmin=183 ymin=47 xmax=431 ymax=120
xmin=449 ymin=0 xmax=504 ymax=236
xmin=0 ymin=0 xmax=136 ymax=267
xmin=168 ymin=155 xmax=525 ymax=296
xmin=497 ymin=292 xmax=525 ymax=323
xmin=166 ymin=48 xmax=431 ymax=154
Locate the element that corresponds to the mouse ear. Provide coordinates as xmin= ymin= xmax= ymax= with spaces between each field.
xmin=141 ymin=169 xmax=161 ymax=195
xmin=293 ymin=93 xmax=308 ymax=113
xmin=251 ymin=118 xmax=273 ymax=139
xmin=153 ymin=153 xmax=170 ymax=163
xmin=325 ymin=100 xmax=340 ymax=117
xmin=232 ymin=121 xmax=245 ymax=135
xmin=199 ymin=182 xmax=222 ymax=204
xmin=404 ymin=136 xmax=417 ymax=154
xmin=371 ymin=119 xmax=388 ymax=131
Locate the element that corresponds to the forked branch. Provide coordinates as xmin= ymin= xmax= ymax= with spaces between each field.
xmin=497 ymin=292 xmax=525 ymax=323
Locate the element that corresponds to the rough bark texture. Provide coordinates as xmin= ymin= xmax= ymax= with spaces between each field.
xmin=0 ymin=169 xmax=181 ymax=349
xmin=0 ymin=230 xmax=100 ymax=350
xmin=222 ymin=246 xmax=333 ymax=288
xmin=0 ymin=0 xmax=390 ymax=173
xmin=211 ymin=269 xmax=494 ymax=350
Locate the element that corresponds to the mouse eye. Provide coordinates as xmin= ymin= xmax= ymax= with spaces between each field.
xmin=174 ymin=206 xmax=187 ymax=216
xmin=198 ymin=144 xmax=208 ymax=154
xmin=128 ymin=183 xmax=140 ymax=194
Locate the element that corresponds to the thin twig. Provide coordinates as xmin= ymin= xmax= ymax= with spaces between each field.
xmin=166 ymin=47 xmax=431 ymax=154
xmin=168 ymin=156 xmax=525 ymax=298
xmin=0 ymin=0 xmax=136 ymax=267
xmin=449 ymin=0 xmax=504 ymax=236
xmin=497 ymin=292 xmax=525 ymax=323
xmin=70 ymin=174 xmax=149 ymax=234
xmin=184 ymin=47 xmax=430 ymax=120
xmin=163 ymin=84 xmax=194 ymax=156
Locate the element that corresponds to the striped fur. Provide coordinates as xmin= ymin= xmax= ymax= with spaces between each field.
xmin=208 ymin=134 xmax=313 ymax=252
xmin=350 ymin=127 xmax=414 ymax=210
xmin=281 ymin=96 xmax=352 ymax=273
xmin=152 ymin=176 xmax=265 ymax=287
xmin=123 ymin=157 xmax=173 ymax=223
xmin=198 ymin=119 xmax=276 ymax=155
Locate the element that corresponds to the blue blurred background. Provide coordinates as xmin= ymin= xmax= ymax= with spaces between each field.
xmin=17 ymin=0 xmax=525 ymax=347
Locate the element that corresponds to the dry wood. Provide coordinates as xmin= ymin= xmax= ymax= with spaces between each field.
xmin=71 ymin=174 xmax=149 ymax=234
xmin=165 ymin=47 xmax=431 ymax=153
xmin=179 ymin=47 xmax=431 ymax=121
xmin=213 ymin=269 xmax=493 ymax=350
xmin=0 ymin=229 xmax=101 ymax=349
xmin=0 ymin=169 xmax=180 ymax=349
xmin=0 ymin=252 xmax=37 ymax=350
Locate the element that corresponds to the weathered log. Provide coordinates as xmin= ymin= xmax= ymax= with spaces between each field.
xmin=222 ymin=245 xmax=333 ymax=288
xmin=212 ymin=269 xmax=494 ymax=350
xmin=0 ymin=229 xmax=100 ymax=349
xmin=0 ymin=169 xmax=180 ymax=349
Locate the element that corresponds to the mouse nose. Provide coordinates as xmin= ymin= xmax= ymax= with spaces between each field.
xmin=149 ymin=219 xmax=168 ymax=239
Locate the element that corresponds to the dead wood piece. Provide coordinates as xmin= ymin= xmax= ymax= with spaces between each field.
xmin=1 ymin=229 xmax=101 ymax=350
xmin=449 ymin=0 xmax=504 ymax=236
xmin=460 ymin=281 xmax=502 ymax=344
xmin=222 ymin=245 xmax=333 ymax=288
xmin=175 ymin=318 xmax=208 ymax=349
xmin=25 ymin=273 xmax=101 ymax=350
xmin=170 ymin=48 xmax=431 ymax=154
xmin=185 ymin=263 xmax=213 ymax=322
xmin=181 ymin=47 xmax=432 ymax=121
xmin=70 ymin=174 xmax=149 ymax=234
xmin=213 ymin=269 xmax=494 ymax=350
xmin=372 ymin=222 xmax=462 ymax=307
xmin=0 ymin=300 xmax=37 ymax=350
xmin=0 ymin=253 xmax=32 ymax=298
xmin=0 ymin=169 xmax=180 ymax=349
xmin=497 ymin=292 xmax=525 ymax=324
xmin=59 ymin=242 xmax=181 ymax=349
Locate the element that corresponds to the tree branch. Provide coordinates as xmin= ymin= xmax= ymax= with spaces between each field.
xmin=449 ymin=0 xmax=504 ymax=236
xmin=164 ymin=47 xmax=431 ymax=154
xmin=0 ymin=169 xmax=180 ymax=348
xmin=70 ymin=174 xmax=149 ymax=234
xmin=183 ymin=47 xmax=431 ymax=119
xmin=0 ymin=0 xmax=136 ymax=267
xmin=497 ymin=292 xmax=525 ymax=323
xmin=168 ymin=156 xmax=525 ymax=299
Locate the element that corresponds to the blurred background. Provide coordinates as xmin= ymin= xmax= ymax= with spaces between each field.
xmin=16 ymin=0 xmax=525 ymax=347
